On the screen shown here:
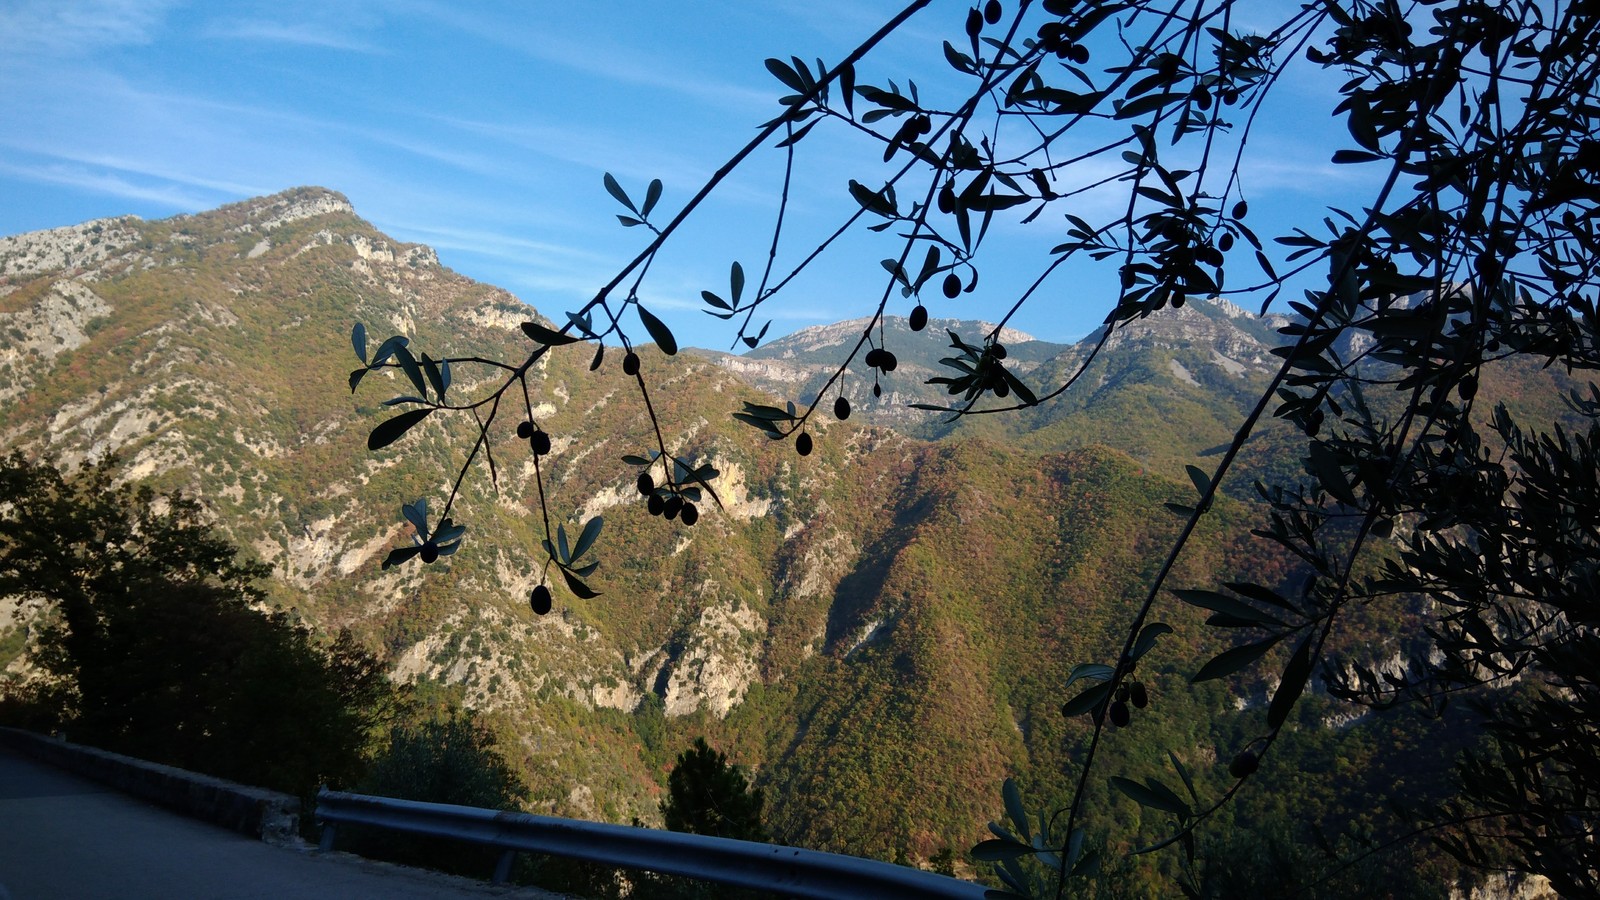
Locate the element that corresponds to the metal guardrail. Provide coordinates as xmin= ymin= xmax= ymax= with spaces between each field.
xmin=316 ymin=789 xmax=990 ymax=899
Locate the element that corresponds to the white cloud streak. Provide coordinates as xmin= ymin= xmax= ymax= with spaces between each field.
xmin=198 ymin=19 xmax=383 ymax=53
xmin=0 ymin=0 xmax=177 ymax=57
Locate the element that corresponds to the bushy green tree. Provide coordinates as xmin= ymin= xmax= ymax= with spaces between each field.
xmin=662 ymin=737 xmax=767 ymax=843
xmin=0 ymin=452 xmax=392 ymax=797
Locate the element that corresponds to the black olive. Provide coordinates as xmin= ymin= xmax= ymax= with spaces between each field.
xmin=1229 ymin=752 xmax=1259 ymax=778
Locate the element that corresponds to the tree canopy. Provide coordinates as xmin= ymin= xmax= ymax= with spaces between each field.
xmin=0 ymin=452 xmax=393 ymax=797
xmin=348 ymin=0 xmax=1600 ymax=893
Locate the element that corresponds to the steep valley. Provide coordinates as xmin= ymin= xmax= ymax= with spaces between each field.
xmin=0 ymin=188 xmax=1476 ymax=870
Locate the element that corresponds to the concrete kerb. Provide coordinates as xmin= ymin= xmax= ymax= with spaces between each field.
xmin=0 ymin=727 xmax=302 ymax=844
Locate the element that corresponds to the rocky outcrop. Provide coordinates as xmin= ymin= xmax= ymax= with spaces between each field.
xmin=0 ymin=217 xmax=141 ymax=278
xmin=663 ymin=600 xmax=765 ymax=718
xmin=242 ymin=187 xmax=355 ymax=232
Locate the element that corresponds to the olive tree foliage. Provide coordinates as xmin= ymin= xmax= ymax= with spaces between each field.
xmin=348 ymin=0 xmax=1600 ymax=893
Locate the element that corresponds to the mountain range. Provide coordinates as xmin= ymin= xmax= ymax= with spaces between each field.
xmin=0 ymin=187 xmax=1505 ymax=868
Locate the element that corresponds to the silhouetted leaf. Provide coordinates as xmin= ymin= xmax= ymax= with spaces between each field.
xmin=352 ymin=322 xmax=367 ymax=364
xmin=972 ymin=839 xmax=1032 ymax=862
xmin=392 ymin=345 xmax=427 ymax=397
xmin=521 ymin=321 xmax=580 ymax=346
xmin=561 ymin=566 xmax=600 ymax=599
xmin=1191 ymin=635 xmax=1282 ymax=682
xmin=638 ymin=305 xmax=678 ymax=355
xmin=573 ymin=516 xmax=603 ymax=561
xmin=1110 ymin=776 xmax=1191 ymax=817
xmin=1172 ymin=589 xmax=1286 ymax=626
xmin=1132 ymin=622 xmax=1173 ymax=660
xmin=368 ymin=408 xmax=432 ymax=451
xmin=765 ymin=57 xmax=806 ymax=93
xmin=422 ymin=353 xmax=447 ymax=400
xmin=433 ymin=519 xmax=466 ymax=545
xmin=604 ymin=172 xmax=636 ymax=212
xmin=1268 ymin=633 xmax=1315 ymax=728
xmin=381 ymin=544 xmax=423 ymax=569
xmin=401 ymin=499 xmax=429 ymax=535
xmin=642 ymin=178 xmax=663 ymax=218
xmin=1003 ymin=778 xmax=1030 ymax=841
xmin=1332 ymin=149 xmax=1383 ymax=164
xmin=1169 ymin=751 xmax=1199 ymax=802
xmin=1062 ymin=680 xmax=1113 ymax=717
xmin=371 ymin=334 xmax=409 ymax=365
xmin=1065 ymin=661 xmax=1113 ymax=688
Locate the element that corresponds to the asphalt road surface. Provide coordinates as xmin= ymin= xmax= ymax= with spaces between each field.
xmin=0 ymin=744 xmax=567 ymax=900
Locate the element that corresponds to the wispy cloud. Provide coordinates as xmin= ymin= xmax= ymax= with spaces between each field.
xmin=392 ymin=221 xmax=610 ymax=267
xmin=199 ymin=19 xmax=383 ymax=54
xmin=393 ymin=0 xmax=773 ymax=112
xmin=0 ymin=158 xmax=224 ymax=212
xmin=0 ymin=0 xmax=176 ymax=56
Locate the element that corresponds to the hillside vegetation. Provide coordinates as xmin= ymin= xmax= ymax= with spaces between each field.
xmin=0 ymin=191 xmax=1532 ymax=885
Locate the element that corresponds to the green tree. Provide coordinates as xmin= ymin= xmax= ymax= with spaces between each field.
xmin=345 ymin=701 xmax=527 ymax=876
xmin=0 ymin=452 xmax=393 ymax=798
xmin=661 ymin=737 xmax=767 ymax=843
xmin=349 ymin=0 xmax=1599 ymax=893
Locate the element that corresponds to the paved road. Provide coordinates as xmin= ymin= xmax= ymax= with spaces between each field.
xmin=0 ymin=744 xmax=567 ymax=900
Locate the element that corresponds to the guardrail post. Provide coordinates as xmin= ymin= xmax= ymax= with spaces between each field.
xmin=318 ymin=823 xmax=337 ymax=852
xmin=493 ymin=849 xmax=517 ymax=884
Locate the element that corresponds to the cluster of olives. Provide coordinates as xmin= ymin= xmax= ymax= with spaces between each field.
xmin=1106 ymin=679 xmax=1150 ymax=727
xmin=863 ymin=347 xmax=898 ymax=372
xmin=1037 ymin=23 xmax=1093 ymax=63
xmin=893 ymin=112 xmax=934 ymax=150
xmin=516 ymin=420 xmax=552 ymax=456
xmin=636 ymin=471 xmax=700 ymax=525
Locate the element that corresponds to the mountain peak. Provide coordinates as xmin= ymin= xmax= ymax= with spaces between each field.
xmin=215 ymin=186 xmax=356 ymax=232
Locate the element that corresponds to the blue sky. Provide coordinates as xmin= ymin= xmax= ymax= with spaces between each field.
xmin=0 ymin=0 xmax=1371 ymax=349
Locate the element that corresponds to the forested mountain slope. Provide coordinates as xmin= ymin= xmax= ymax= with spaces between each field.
xmin=0 ymin=190 xmax=1512 ymax=877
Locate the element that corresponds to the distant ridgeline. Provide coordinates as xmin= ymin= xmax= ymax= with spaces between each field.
xmin=0 ymin=189 xmax=1557 ymax=886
